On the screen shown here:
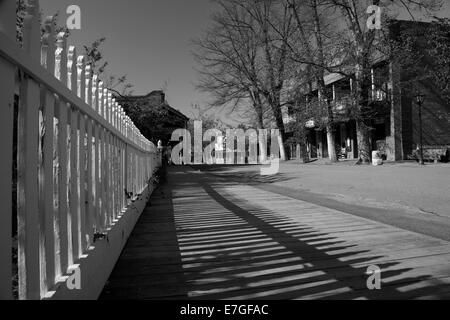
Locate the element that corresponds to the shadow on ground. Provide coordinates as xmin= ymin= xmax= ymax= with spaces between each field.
xmin=100 ymin=167 xmax=450 ymax=300
xmin=191 ymin=164 xmax=292 ymax=185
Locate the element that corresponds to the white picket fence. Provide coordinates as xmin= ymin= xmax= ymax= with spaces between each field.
xmin=0 ymin=0 xmax=160 ymax=299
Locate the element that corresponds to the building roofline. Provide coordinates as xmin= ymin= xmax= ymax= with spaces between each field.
xmin=116 ymin=91 xmax=190 ymax=121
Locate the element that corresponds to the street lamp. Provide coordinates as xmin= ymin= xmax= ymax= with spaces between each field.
xmin=415 ymin=92 xmax=425 ymax=166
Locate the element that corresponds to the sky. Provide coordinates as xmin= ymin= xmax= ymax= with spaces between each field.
xmin=39 ymin=0 xmax=450 ymax=123
xmin=40 ymin=0 xmax=218 ymax=120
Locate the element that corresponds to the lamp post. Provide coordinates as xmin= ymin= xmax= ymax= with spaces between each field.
xmin=415 ymin=92 xmax=425 ymax=166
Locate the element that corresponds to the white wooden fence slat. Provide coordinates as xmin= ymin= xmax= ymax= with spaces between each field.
xmin=103 ymin=88 xmax=108 ymax=120
xmin=101 ymin=128 xmax=107 ymax=229
xmin=112 ymin=137 xmax=117 ymax=219
xmin=55 ymin=31 xmax=69 ymax=277
xmin=78 ymin=113 xmax=87 ymax=252
xmin=40 ymin=16 xmax=57 ymax=295
xmin=16 ymin=1 xmax=42 ymax=299
xmin=57 ymin=98 xmax=69 ymax=275
xmin=67 ymin=46 xmax=77 ymax=92
xmin=107 ymin=92 xmax=112 ymax=125
xmin=98 ymin=81 xmax=103 ymax=118
xmin=92 ymin=75 xmax=98 ymax=113
xmin=104 ymin=132 xmax=110 ymax=227
xmin=0 ymin=0 xmax=15 ymax=300
xmin=86 ymin=118 xmax=94 ymax=245
xmin=55 ymin=33 xmax=67 ymax=85
xmin=69 ymin=107 xmax=80 ymax=262
xmin=94 ymin=124 xmax=101 ymax=231
xmin=76 ymin=56 xmax=85 ymax=101
xmin=85 ymin=65 xmax=92 ymax=106
xmin=0 ymin=0 xmax=159 ymax=300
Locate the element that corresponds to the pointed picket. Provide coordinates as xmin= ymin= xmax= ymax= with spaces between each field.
xmin=17 ymin=0 xmax=42 ymax=300
xmin=55 ymin=31 xmax=69 ymax=278
xmin=85 ymin=64 xmax=92 ymax=106
xmin=76 ymin=55 xmax=85 ymax=101
xmin=40 ymin=16 xmax=57 ymax=295
xmin=0 ymin=0 xmax=16 ymax=300
xmin=1 ymin=0 xmax=158 ymax=301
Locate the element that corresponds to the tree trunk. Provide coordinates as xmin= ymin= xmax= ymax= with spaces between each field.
xmin=279 ymin=134 xmax=287 ymax=161
xmin=356 ymin=120 xmax=371 ymax=164
xmin=299 ymin=141 xmax=310 ymax=163
xmin=326 ymin=124 xmax=338 ymax=162
xmin=273 ymin=109 xmax=287 ymax=161
xmin=354 ymin=45 xmax=373 ymax=163
xmin=253 ymin=92 xmax=267 ymax=163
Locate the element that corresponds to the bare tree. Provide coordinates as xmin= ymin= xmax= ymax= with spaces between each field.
xmin=193 ymin=2 xmax=267 ymax=160
xmin=233 ymin=0 xmax=295 ymax=160
xmin=193 ymin=0 xmax=296 ymax=160
xmin=321 ymin=0 xmax=442 ymax=163
xmin=279 ymin=0 xmax=340 ymax=162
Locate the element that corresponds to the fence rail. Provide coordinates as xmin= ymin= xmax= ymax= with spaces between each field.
xmin=0 ymin=0 xmax=159 ymax=299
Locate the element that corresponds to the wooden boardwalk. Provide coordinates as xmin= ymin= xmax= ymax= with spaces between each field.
xmin=100 ymin=167 xmax=450 ymax=300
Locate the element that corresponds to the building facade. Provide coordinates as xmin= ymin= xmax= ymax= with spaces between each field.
xmin=286 ymin=22 xmax=450 ymax=162
xmin=117 ymin=90 xmax=189 ymax=145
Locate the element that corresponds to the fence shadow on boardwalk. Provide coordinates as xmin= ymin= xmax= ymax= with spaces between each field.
xmin=191 ymin=164 xmax=292 ymax=185
xmin=100 ymin=167 xmax=450 ymax=300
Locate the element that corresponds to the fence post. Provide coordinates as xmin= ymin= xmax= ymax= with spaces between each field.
xmin=0 ymin=0 xmax=16 ymax=300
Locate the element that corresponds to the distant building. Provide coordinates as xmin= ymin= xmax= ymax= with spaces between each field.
xmin=285 ymin=20 xmax=450 ymax=162
xmin=117 ymin=90 xmax=189 ymax=145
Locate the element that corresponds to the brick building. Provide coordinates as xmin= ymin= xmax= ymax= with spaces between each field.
xmin=286 ymin=20 xmax=450 ymax=162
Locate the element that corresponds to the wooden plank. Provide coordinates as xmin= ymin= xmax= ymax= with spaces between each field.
xmin=101 ymin=129 xmax=108 ymax=229
xmin=85 ymin=65 xmax=92 ymax=106
xmin=16 ymin=1 xmax=43 ymax=299
xmin=55 ymin=33 xmax=69 ymax=276
xmin=86 ymin=118 xmax=94 ymax=245
xmin=69 ymin=107 xmax=80 ymax=262
xmin=110 ymin=136 xmax=116 ymax=220
xmin=40 ymin=17 xmax=57 ymax=294
xmin=78 ymin=113 xmax=87 ymax=252
xmin=121 ymin=143 xmax=125 ymax=210
xmin=39 ymin=90 xmax=57 ymax=292
xmin=106 ymin=133 xmax=112 ymax=225
xmin=57 ymin=98 xmax=69 ymax=275
xmin=124 ymin=144 xmax=129 ymax=207
xmin=115 ymin=137 xmax=118 ymax=219
xmin=106 ymin=91 xmax=111 ymax=124
xmin=76 ymin=56 xmax=85 ymax=102
xmin=94 ymin=125 xmax=101 ymax=231
xmin=103 ymin=88 xmax=108 ymax=121
xmin=0 ymin=0 xmax=15 ymax=300
xmin=97 ymin=81 xmax=103 ymax=119
xmin=92 ymin=75 xmax=98 ymax=113
xmin=115 ymin=139 xmax=118 ymax=217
